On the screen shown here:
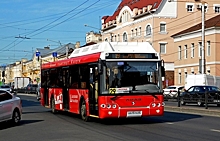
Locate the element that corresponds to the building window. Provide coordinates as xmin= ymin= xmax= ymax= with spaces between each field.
xmin=185 ymin=72 xmax=187 ymax=83
xmin=139 ymin=26 xmax=141 ymax=36
xmin=215 ymin=6 xmax=220 ymax=13
xmin=146 ymin=25 xmax=151 ymax=36
xmin=199 ymin=42 xmax=202 ymax=57
xmin=160 ymin=23 xmax=166 ymax=32
xmin=105 ymin=38 xmax=108 ymax=42
xmin=179 ymin=46 xmax=182 ymax=60
xmin=187 ymin=5 xmax=193 ymax=12
xmin=184 ymin=45 xmax=187 ymax=59
xmin=118 ymin=34 xmax=120 ymax=42
xmin=114 ymin=35 xmax=117 ymax=42
xmin=131 ymin=29 xmax=134 ymax=37
xmin=207 ymin=41 xmax=211 ymax=56
xmin=135 ymin=28 xmax=138 ymax=36
xmin=178 ymin=73 xmax=182 ymax=84
xmin=191 ymin=43 xmax=194 ymax=58
xmin=123 ymin=32 xmax=127 ymax=42
xmin=160 ymin=43 xmax=166 ymax=54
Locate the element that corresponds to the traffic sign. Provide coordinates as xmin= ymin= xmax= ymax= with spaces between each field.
xmin=36 ymin=52 xmax=40 ymax=57
xmin=52 ymin=52 xmax=57 ymax=57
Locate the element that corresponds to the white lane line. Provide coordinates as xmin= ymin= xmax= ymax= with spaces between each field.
xmin=166 ymin=122 xmax=174 ymax=125
xmin=210 ymin=129 xmax=220 ymax=133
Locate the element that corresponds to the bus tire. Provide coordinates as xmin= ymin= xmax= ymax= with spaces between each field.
xmin=51 ymin=97 xmax=57 ymax=114
xmin=80 ymin=99 xmax=89 ymax=122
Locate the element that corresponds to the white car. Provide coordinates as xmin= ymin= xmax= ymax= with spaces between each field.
xmin=163 ymin=85 xmax=184 ymax=98
xmin=0 ymin=90 xmax=22 ymax=125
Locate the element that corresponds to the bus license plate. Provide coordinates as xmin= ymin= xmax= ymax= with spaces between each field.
xmin=127 ymin=111 xmax=142 ymax=117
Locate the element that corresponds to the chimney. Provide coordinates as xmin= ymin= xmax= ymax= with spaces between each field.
xmin=44 ymin=46 xmax=50 ymax=49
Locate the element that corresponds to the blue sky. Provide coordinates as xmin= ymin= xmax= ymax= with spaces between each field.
xmin=0 ymin=0 xmax=120 ymax=65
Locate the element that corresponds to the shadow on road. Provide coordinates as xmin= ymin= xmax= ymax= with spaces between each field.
xmin=96 ymin=111 xmax=202 ymax=125
xmin=21 ymin=99 xmax=41 ymax=107
xmin=0 ymin=119 xmax=44 ymax=130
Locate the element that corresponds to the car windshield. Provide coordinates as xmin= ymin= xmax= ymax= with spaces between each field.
xmin=105 ymin=61 xmax=160 ymax=93
xmin=206 ymin=86 xmax=220 ymax=91
xmin=0 ymin=85 xmax=10 ymax=88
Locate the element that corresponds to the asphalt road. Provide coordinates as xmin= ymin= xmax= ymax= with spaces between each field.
xmin=1 ymin=94 xmax=220 ymax=141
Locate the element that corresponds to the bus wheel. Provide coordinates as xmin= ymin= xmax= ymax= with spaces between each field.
xmin=80 ymin=100 xmax=89 ymax=122
xmin=51 ymin=97 xmax=57 ymax=114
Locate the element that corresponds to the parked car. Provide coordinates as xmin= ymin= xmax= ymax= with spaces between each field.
xmin=36 ymin=83 xmax=41 ymax=100
xmin=25 ymin=84 xmax=38 ymax=94
xmin=0 ymin=85 xmax=12 ymax=93
xmin=0 ymin=90 xmax=22 ymax=125
xmin=180 ymin=85 xmax=220 ymax=107
xmin=163 ymin=85 xmax=184 ymax=99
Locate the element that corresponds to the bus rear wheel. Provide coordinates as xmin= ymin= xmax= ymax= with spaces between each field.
xmin=80 ymin=100 xmax=89 ymax=122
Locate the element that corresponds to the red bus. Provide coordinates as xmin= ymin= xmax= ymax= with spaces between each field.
xmin=40 ymin=42 xmax=165 ymax=121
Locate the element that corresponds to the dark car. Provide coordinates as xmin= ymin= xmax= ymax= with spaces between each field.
xmin=180 ymin=85 xmax=220 ymax=107
xmin=25 ymin=84 xmax=38 ymax=94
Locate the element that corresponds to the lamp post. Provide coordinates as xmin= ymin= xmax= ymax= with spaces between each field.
xmin=200 ymin=1 xmax=206 ymax=74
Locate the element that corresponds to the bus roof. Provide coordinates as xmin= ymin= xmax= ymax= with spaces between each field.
xmin=69 ymin=42 xmax=159 ymax=59
xmin=41 ymin=42 xmax=160 ymax=69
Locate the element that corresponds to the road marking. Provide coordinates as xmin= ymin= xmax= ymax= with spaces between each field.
xmin=166 ymin=122 xmax=174 ymax=125
xmin=210 ymin=129 xmax=220 ymax=133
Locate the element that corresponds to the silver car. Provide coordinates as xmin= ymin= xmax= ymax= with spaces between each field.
xmin=0 ymin=85 xmax=12 ymax=92
xmin=0 ymin=90 xmax=22 ymax=125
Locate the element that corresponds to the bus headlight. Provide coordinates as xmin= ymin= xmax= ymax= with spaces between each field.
xmin=100 ymin=104 xmax=106 ymax=108
xmin=107 ymin=104 xmax=111 ymax=109
xmin=112 ymin=104 xmax=117 ymax=109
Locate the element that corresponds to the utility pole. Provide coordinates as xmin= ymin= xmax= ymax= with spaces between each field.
xmin=201 ymin=1 xmax=206 ymax=74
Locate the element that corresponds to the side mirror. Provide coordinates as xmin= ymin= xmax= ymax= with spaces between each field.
xmin=161 ymin=66 xmax=165 ymax=77
xmin=98 ymin=58 xmax=104 ymax=74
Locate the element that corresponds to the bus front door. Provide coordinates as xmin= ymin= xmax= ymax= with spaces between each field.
xmin=89 ymin=66 xmax=99 ymax=116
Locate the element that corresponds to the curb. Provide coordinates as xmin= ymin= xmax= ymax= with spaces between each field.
xmin=165 ymin=106 xmax=220 ymax=117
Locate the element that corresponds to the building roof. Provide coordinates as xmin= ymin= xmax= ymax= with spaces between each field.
xmin=35 ymin=43 xmax=75 ymax=58
xmin=102 ymin=0 xmax=162 ymax=24
xmin=171 ymin=14 xmax=220 ymax=37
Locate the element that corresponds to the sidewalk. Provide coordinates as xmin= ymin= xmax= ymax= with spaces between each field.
xmin=165 ymin=105 xmax=220 ymax=117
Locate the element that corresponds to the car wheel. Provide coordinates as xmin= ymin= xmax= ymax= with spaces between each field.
xmin=11 ymin=109 xmax=21 ymax=125
xmin=51 ymin=97 xmax=57 ymax=114
xmin=197 ymin=101 xmax=204 ymax=107
xmin=180 ymin=99 xmax=185 ymax=105
xmin=80 ymin=99 xmax=89 ymax=122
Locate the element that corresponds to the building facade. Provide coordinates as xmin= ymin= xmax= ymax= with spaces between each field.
xmin=101 ymin=0 xmax=220 ymax=87
xmin=172 ymin=14 xmax=220 ymax=86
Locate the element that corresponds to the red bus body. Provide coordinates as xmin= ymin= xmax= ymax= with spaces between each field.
xmin=40 ymin=42 xmax=164 ymax=120
xmin=40 ymin=87 xmax=164 ymax=118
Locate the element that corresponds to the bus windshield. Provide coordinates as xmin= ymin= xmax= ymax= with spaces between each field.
xmin=105 ymin=61 xmax=160 ymax=93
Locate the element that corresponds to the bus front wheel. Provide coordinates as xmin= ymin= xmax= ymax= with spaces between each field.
xmin=80 ymin=100 xmax=89 ymax=122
